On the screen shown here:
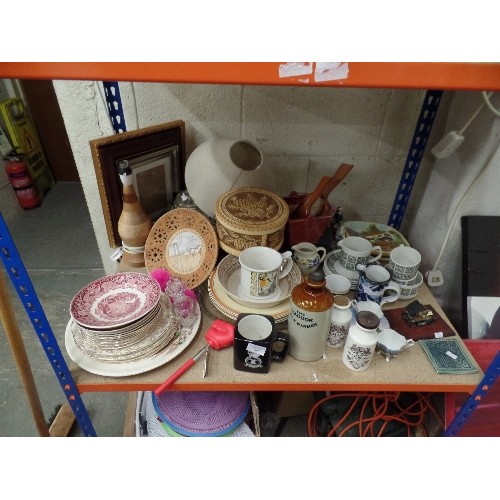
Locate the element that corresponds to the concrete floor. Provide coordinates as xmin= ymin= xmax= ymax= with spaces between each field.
xmin=0 ymin=182 xmax=132 ymax=436
xmin=0 ymin=182 xmax=309 ymax=437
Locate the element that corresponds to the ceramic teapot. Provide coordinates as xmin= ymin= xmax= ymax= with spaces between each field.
xmin=291 ymin=242 xmax=327 ymax=276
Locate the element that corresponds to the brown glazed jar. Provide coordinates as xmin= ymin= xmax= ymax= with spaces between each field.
xmin=288 ymin=269 xmax=334 ymax=361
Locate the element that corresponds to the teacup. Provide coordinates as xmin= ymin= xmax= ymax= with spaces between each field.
xmin=355 ymin=264 xmax=401 ymax=305
xmin=233 ymin=313 xmax=289 ymax=373
xmin=337 ymin=236 xmax=382 ymax=272
xmin=397 ymin=271 xmax=423 ymax=300
xmin=238 ymin=246 xmax=291 ymax=299
xmin=386 ymin=245 xmax=421 ymax=281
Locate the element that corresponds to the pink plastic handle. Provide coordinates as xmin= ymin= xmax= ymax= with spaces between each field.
xmin=205 ymin=319 xmax=234 ymax=350
xmin=154 ymin=358 xmax=195 ymax=395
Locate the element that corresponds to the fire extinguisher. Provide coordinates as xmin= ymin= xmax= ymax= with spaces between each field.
xmin=3 ymin=151 xmax=40 ymax=210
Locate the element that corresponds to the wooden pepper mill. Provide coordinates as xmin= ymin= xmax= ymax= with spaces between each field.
xmin=117 ymin=160 xmax=152 ymax=267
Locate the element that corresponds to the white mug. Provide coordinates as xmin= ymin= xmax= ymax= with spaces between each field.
xmin=239 ymin=246 xmax=291 ymax=299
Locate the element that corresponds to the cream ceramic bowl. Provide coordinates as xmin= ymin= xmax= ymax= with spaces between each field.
xmin=325 ymin=274 xmax=351 ymax=295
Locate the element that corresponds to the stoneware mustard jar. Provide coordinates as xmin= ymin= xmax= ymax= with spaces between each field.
xmin=288 ymin=269 xmax=334 ymax=361
xmin=327 ymin=295 xmax=352 ymax=348
xmin=342 ymin=310 xmax=380 ymax=372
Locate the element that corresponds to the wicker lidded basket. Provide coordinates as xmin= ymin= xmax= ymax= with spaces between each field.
xmin=215 ymin=187 xmax=289 ymax=256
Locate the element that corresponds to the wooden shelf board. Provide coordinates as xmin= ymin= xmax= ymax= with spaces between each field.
xmin=69 ymin=284 xmax=483 ymax=396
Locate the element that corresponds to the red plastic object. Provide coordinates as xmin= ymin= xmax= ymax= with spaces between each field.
xmin=445 ymin=339 xmax=500 ymax=436
xmin=154 ymin=320 xmax=235 ymax=394
xmin=284 ymin=192 xmax=333 ymax=246
xmin=4 ymin=154 xmax=40 ymax=210
xmin=205 ymin=319 xmax=235 ymax=350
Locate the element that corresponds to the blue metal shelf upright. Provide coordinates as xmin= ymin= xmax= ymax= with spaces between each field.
xmin=0 ymin=213 xmax=97 ymax=436
xmin=388 ymin=90 xmax=443 ymax=230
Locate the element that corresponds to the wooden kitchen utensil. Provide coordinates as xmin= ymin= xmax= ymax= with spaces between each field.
xmin=309 ymin=163 xmax=354 ymax=216
xmin=292 ymin=175 xmax=331 ymax=219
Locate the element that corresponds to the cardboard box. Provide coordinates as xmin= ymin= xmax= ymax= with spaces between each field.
xmin=257 ymin=391 xmax=321 ymax=418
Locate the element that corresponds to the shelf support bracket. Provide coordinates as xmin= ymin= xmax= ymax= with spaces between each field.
xmin=0 ymin=213 xmax=97 ymax=437
xmin=102 ymin=81 xmax=127 ymax=134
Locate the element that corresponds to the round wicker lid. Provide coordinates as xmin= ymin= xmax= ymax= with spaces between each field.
xmin=215 ymin=187 xmax=289 ymax=235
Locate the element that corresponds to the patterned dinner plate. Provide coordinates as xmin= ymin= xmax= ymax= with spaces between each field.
xmin=70 ymin=297 xmax=177 ymax=362
xmin=70 ymin=272 xmax=161 ymax=330
xmin=65 ymin=302 xmax=202 ymax=376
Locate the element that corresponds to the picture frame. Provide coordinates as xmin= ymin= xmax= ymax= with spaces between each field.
xmin=90 ymin=120 xmax=186 ymax=248
xmin=467 ymin=296 xmax=500 ymax=339
xmin=462 ymin=215 xmax=500 ymax=339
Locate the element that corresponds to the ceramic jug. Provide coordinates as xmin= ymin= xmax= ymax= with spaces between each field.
xmin=355 ymin=264 xmax=401 ymax=305
xmin=291 ymin=242 xmax=327 ymax=276
xmin=337 ymin=236 xmax=382 ymax=271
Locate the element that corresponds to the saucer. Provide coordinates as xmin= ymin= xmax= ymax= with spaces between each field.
xmin=323 ymin=250 xmax=358 ymax=290
xmin=216 ymin=254 xmax=302 ymax=309
xmin=237 ymin=284 xmax=281 ymax=302
xmin=333 ymin=260 xmax=359 ymax=280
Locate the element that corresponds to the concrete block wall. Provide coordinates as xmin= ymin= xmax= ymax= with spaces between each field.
xmin=133 ymin=83 xmax=431 ymax=225
xmin=54 ymin=81 xmax=438 ymax=273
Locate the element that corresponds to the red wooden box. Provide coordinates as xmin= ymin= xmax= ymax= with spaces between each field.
xmin=284 ymin=192 xmax=334 ymax=246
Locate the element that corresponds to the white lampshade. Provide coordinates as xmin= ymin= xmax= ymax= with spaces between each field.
xmin=185 ymin=138 xmax=269 ymax=218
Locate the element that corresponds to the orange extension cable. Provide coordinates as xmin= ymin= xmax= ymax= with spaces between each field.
xmin=307 ymin=392 xmax=445 ymax=437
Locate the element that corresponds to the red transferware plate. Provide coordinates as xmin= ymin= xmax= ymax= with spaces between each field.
xmin=69 ymin=272 xmax=161 ymax=330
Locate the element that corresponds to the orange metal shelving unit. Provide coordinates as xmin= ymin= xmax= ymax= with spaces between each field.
xmin=1 ymin=61 xmax=495 ymax=436
xmin=1 ymin=62 xmax=500 ymax=90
